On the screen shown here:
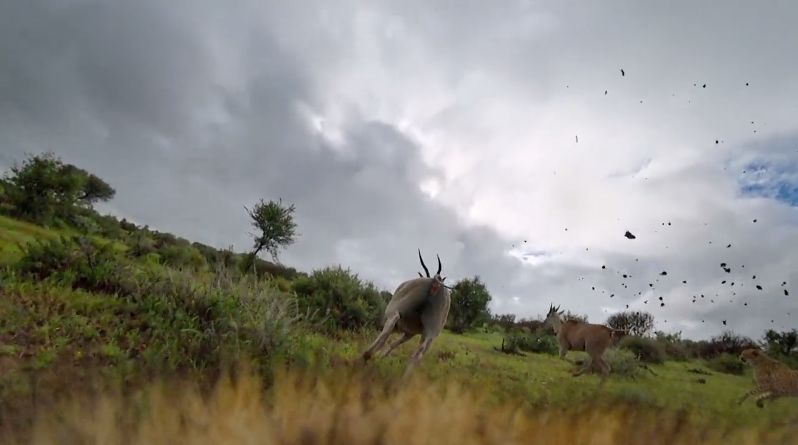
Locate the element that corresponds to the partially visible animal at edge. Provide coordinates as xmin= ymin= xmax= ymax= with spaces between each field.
xmin=737 ymin=348 xmax=798 ymax=408
xmin=544 ymin=304 xmax=625 ymax=377
xmin=360 ymin=249 xmax=452 ymax=378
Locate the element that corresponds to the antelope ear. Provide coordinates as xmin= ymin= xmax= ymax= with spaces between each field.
xmin=441 ymin=276 xmax=447 ymax=282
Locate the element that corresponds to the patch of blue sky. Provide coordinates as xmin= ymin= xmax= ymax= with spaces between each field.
xmin=738 ymin=159 xmax=798 ymax=206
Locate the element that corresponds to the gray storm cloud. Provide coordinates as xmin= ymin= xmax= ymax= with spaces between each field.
xmin=1 ymin=0 xmax=797 ymax=340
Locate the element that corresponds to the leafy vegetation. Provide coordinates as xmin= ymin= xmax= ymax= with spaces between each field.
xmin=292 ymin=266 xmax=385 ymax=333
xmin=1 ymin=152 xmax=114 ymax=226
xmin=243 ymin=198 xmax=298 ymax=267
xmin=619 ymin=336 xmax=667 ymax=364
xmin=446 ymin=275 xmax=492 ymax=333
xmin=498 ymin=331 xmax=559 ymax=355
xmin=0 ymin=153 xmax=797 ymax=442
xmin=708 ymin=353 xmax=746 ymax=375
xmin=18 ymin=365 xmax=798 ymax=445
xmin=606 ymin=311 xmax=655 ymax=337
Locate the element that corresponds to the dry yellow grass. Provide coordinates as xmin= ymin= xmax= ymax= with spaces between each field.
xmin=4 ymin=362 xmax=795 ymax=445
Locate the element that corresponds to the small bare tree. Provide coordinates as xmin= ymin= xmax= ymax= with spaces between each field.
xmin=606 ymin=311 xmax=655 ymax=337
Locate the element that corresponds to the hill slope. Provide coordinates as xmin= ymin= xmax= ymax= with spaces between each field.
xmin=1 ymin=215 xmax=797 ymax=444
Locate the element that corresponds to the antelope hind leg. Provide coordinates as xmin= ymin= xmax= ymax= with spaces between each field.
xmin=572 ymin=356 xmax=592 ymax=376
xmin=361 ymin=312 xmax=400 ymax=362
xmin=380 ymin=332 xmax=414 ymax=358
xmin=402 ymin=336 xmax=434 ymax=379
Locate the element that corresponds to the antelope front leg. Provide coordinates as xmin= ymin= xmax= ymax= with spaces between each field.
xmin=361 ymin=312 xmax=400 ymax=363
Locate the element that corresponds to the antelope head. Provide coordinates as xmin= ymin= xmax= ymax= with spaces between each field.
xmin=545 ymin=303 xmax=563 ymax=327
xmin=418 ymin=248 xmax=447 ymax=281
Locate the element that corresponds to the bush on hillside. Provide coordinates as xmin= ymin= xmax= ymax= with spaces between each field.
xmin=292 ymin=266 xmax=385 ymax=332
xmin=562 ymin=311 xmax=588 ymax=323
xmin=2 ymin=152 xmax=115 ymax=226
xmin=157 ymin=244 xmax=207 ymax=271
xmin=500 ymin=332 xmax=559 ymax=355
xmin=16 ymin=235 xmax=135 ymax=295
xmin=619 ymin=336 xmax=666 ymax=364
xmin=763 ymin=329 xmax=798 ymax=357
xmin=661 ymin=341 xmax=690 ymax=361
xmin=707 ymin=353 xmax=745 ymax=375
xmin=517 ymin=318 xmax=548 ymax=333
xmin=0 ymin=268 xmax=304 ymax=378
xmin=447 ymin=276 xmax=492 ymax=334
xmin=192 ymin=242 xmax=223 ymax=267
xmin=604 ymin=348 xmax=646 ymax=379
xmin=490 ymin=314 xmax=517 ymax=332
xmin=247 ymin=257 xmax=300 ymax=280
xmin=654 ymin=331 xmax=690 ymax=361
xmin=607 ymin=311 xmax=655 ymax=337
xmin=128 ymin=233 xmax=157 ymax=257
xmin=88 ymin=212 xmax=129 ymax=240
xmin=700 ymin=331 xmax=757 ymax=358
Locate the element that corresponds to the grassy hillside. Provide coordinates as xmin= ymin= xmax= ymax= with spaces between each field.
xmin=0 ymin=215 xmax=60 ymax=265
xmin=1 ymin=214 xmax=797 ymax=444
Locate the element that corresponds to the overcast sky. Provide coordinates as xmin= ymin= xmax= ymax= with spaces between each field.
xmin=2 ymin=0 xmax=797 ymax=340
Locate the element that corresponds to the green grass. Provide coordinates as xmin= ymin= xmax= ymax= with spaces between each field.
xmin=0 ymin=215 xmax=126 ymax=266
xmin=1 ymin=213 xmax=796 ymax=439
xmin=0 ymin=215 xmax=61 ymax=264
xmin=322 ymin=330 xmax=797 ymax=428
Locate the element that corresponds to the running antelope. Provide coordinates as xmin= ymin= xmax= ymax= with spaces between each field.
xmin=360 ymin=249 xmax=451 ymax=377
xmin=544 ymin=304 xmax=623 ymax=377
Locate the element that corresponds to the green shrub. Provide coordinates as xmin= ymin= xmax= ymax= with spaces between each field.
xmin=446 ymin=276 xmax=492 ymax=334
xmin=604 ymin=348 xmax=644 ymax=379
xmin=157 ymin=244 xmax=207 ymax=270
xmin=0 ymin=268 xmax=305 ymax=378
xmin=89 ymin=212 xmax=129 ymax=240
xmin=292 ymin=266 xmax=385 ymax=332
xmin=16 ymin=235 xmax=134 ymax=294
xmin=521 ymin=332 xmax=558 ymax=355
xmin=619 ymin=336 xmax=666 ymax=364
xmin=244 ymin=256 xmax=300 ymax=280
xmin=498 ymin=332 xmax=558 ymax=355
xmin=127 ymin=269 xmax=301 ymax=371
xmin=659 ymin=340 xmax=690 ymax=361
xmin=700 ymin=331 xmax=757 ymax=358
xmin=128 ymin=234 xmax=157 ymax=257
xmin=707 ymin=352 xmax=745 ymax=375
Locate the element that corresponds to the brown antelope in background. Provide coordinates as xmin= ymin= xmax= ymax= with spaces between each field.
xmin=360 ymin=249 xmax=452 ymax=378
xmin=544 ymin=304 xmax=623 ymax=377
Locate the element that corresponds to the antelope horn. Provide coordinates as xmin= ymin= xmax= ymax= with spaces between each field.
xmin=418 ymin=248 xmax=430 ymax=278
xmin=436 ymin=254 xmax=442 ymax=276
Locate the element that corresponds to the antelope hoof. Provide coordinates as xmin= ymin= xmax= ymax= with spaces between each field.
xmin=360 ymin=352 xmax=373 ymax=365
xmin=756 ymin=400 xmax=764 ymax=408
